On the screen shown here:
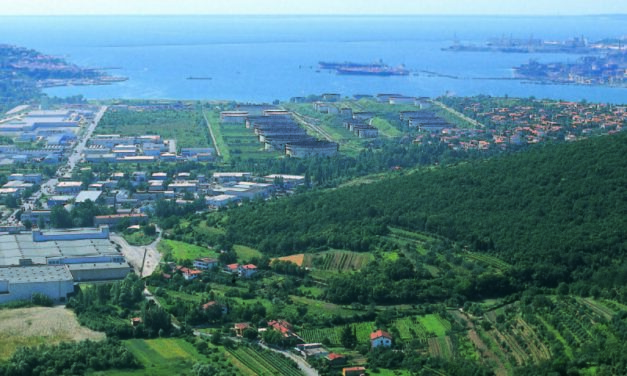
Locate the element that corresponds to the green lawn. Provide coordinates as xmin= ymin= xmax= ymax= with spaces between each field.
xmin=204 ymin=110 xmax=283 ymax=162
xmin=371 ymin=117 xmax=403 ymax=137
xmin=234 ymin=245 xmax=263 ymax=262
xmin=158 ymin=239 xmax=219 ymax=261
xmin=420 ymin=314 xmax=451 ymax=337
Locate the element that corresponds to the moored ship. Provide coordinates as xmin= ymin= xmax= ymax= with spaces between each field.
xmin=319 ymin=61 xmax=410 ymax=76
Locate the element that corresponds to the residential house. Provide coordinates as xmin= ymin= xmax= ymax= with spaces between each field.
xmin=267 ymin=320 xmax=295 ymax=338
xmin=234 ymin=323 xmax=250 ymax=337
xmin=239 ymin=264 xmax=258 ymax=278
xmin=194 ymin=257 xmax=219 ymax=270
xmin=370 ymin=330 xmax=392 ymax=348
xmin=202 ymin=301 xmax=228 ymax=314
xmin=178 ymin=267 xmax=202 ymax=281
xmin=327 ymin=353 xmax=347 ymax=367
xmin=224 ymin=263 xmax=239 ymax=274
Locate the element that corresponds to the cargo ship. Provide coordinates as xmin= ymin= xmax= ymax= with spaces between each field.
xmin=319 ymin=61 xmax=410 ymax=76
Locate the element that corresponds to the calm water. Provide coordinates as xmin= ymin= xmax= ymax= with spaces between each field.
xmin=2 ymin=15 xmax=627 ymax=103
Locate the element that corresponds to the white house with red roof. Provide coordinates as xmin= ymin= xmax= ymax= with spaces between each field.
xmin=178 ymin=266 xmax=202 ymax=280
xmin=370 ymin=329 xmax=392 ymax=348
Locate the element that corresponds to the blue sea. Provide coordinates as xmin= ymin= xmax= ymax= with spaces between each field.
xmin=2 ymin=15 xmax=627 ymax=103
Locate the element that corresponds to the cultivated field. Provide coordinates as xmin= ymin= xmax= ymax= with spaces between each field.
xmin=0 ymin=306 xmax=105 ymax=360
xmin=157 ymin=239 xmax=219 ymax=261
xmin=227 ymin=346 xmax=302 ymax=376
xmin=92 ymin=338 xmax=207 ymax=376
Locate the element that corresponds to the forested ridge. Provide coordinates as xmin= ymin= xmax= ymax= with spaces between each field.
xmin=223 ymin=132 xmax=627 ymax=290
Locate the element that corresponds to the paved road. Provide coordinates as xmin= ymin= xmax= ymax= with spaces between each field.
xmin=9 ymin=106 xmax=108 ymax=223
xmin=111 ymin=227 xmax=162 ymax=277
xmin=433 ymin=100 xmax=485 ymax=128
xmin=258 ymin=341 xmax=318 ymax=376
xmin=202 ymin=109 xmax=222 ymax=157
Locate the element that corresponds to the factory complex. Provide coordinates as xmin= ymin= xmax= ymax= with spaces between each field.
xmin=0 ymin=226 xmax=131 ymax=304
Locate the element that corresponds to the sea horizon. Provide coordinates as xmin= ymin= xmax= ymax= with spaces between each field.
xmin=2 ymin=15 xmax=626 ymax=103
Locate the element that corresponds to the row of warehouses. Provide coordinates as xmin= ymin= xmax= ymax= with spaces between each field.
xmin=0 ymin=226 xmax=131 ymax=304
xmin=220 ymin=109 xmax=339 ymax=158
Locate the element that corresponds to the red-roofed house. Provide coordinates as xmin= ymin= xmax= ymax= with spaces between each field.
xmin=179 ymin=267 xmax=203 ymax=280
xmin=267 ymin=319 xmax=294 ymax=338
xmin=239 ymin=264 xmax=258 ymax=278
xmin=225 ymin=263 xmax=239 ymax=273
xmin=370 ymin=329 xmax=392 ymax=348
xmin=234 ymin=322 xmax=250 ymax=337
xmin=343 ymin=367 xmax=366 ymax=376
xmin=202 ymin=301 xmax=228 ymax=314
xmin=327 ymin=353 xmax=347 ymax=366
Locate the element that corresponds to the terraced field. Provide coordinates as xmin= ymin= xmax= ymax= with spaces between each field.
xmin=227 ymin=346 xmax=302 ymax=376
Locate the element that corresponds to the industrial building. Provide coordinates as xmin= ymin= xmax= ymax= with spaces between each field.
xmin=0 ymin=265 xmax=75 ymax=304
xmin=0 ymin=226 xmax=131 ymax=302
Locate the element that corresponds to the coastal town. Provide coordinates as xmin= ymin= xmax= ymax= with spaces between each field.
xmin=0 ymin=44 xmax=626 ymax=376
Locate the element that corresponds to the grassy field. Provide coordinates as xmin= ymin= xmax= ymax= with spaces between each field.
xmin=96 ymin=107 xmax=211 ymax=149
xmin=0 ymin=306 xmax=105 ymax=360
xmin=371 ymin=117 xmax=404 ymax=137
xmin=221 ymin=125 xmax=282 ymax=161
xmin=299 ymin=313 xmax=452 ymax=346
xmin=158 ymin=239 xmax=219 ymax=261
xmin=91 ymin=338 xmax=207 ymax=376
xmin=204 ymin=110 xmax=283 ymax=162
xmin=234 ymin=244 xmax=263 ymax=262
xmin=203 ymin=110 xmax=230 ymax=161
xmin=290 ymin=295 xmax=362 ymax=318
xmin=123 ymin=232 xmax=157 ymax=246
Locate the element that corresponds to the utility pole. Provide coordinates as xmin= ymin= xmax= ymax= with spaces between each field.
xmin=140 ymin=248 xmax=148 ymax=277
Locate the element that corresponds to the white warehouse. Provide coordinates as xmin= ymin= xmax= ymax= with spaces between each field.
xmin=0 ymin=265 xmax=74 ymax=304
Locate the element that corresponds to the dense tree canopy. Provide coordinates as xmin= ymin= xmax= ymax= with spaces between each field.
xmin=222 ymin=132 xmax=627 ymax=290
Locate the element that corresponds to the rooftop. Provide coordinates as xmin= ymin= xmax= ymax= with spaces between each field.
xmin=75 ymin=190 xmax=102 ymax=203
xmin=0 ymin=233 xmax=119 ymax=266
xmin=0 ymin=265 xmax=73 ymax=283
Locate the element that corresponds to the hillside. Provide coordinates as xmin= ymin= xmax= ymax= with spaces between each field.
xmin=223 ymin=132 xmax=627 ymax=289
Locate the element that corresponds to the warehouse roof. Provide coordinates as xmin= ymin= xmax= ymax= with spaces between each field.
xmin=75 ymin=190 xmax=102 ymax=203
xmin=0 ymin=265 xmax=73 ymax=283
xmin=0 ymin=234 xmax=118 ymax=267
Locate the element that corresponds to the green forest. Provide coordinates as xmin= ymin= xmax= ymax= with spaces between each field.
xmin=219 ymin=132 xmax=627 ymax=293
